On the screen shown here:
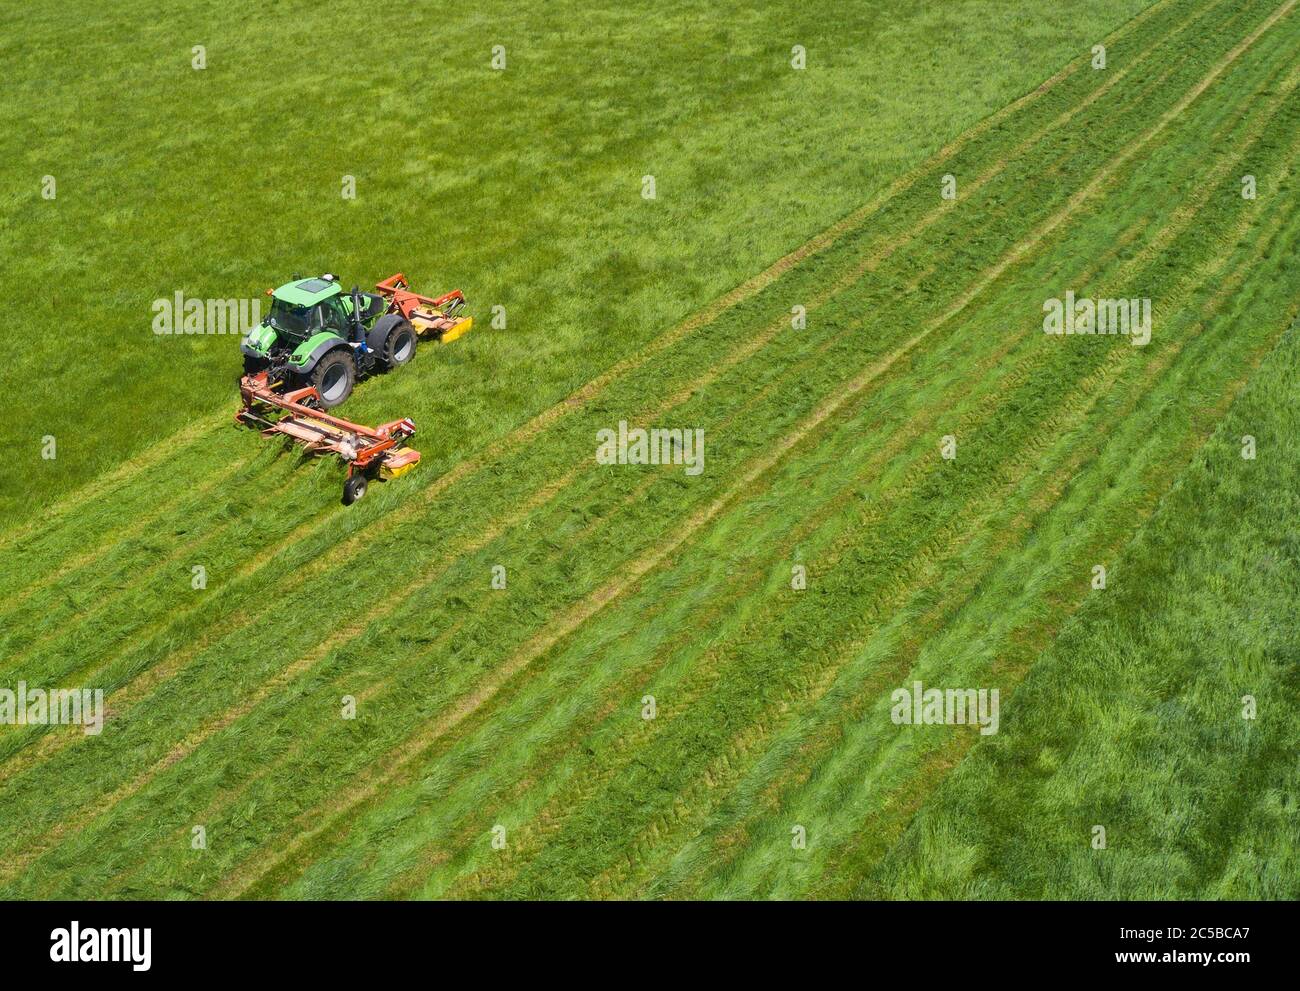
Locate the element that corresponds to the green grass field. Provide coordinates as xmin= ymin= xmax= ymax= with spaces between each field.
xmin=2 ymin=0 xmax=1297 ymax=899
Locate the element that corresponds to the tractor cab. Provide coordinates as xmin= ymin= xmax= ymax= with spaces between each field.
xmin=265 ymin=276 xmax=345 ymax=343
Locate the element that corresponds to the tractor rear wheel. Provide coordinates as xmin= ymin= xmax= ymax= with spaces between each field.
xmin=380 ymin=320 xmax=417 ymax=370
xmin=309 ymin=349 xmax=356 ymax=408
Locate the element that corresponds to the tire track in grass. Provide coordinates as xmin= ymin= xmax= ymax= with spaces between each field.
xmin=0 ymin=450 xmax=310 ymax=671
xmin=0 ymin=447 xmax=349 ymax=689
xmin=0 ymin=458 xmax=338 ymax=763
xmin=0 ymin=431 xmax=264 ymax=610
xmin=216 ymin=5 xmax=1296 ymax=895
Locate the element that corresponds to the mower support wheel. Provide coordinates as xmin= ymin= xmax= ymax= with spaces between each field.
xmin=342 ymin=473 xmax=369 ymax=505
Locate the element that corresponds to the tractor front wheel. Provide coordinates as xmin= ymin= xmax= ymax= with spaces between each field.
xmin=309 ymin=349 xmax=356 ymax=408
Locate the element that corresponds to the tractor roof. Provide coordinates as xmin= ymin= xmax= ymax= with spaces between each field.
xmin=273 ymin=277 xmax=342 ymax=306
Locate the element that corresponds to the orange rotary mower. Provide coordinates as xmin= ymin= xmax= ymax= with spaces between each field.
xmin=236 ymin=376 xmax=421 ymax=504
xmin=236 ymin=271 xmax=471 ymax=504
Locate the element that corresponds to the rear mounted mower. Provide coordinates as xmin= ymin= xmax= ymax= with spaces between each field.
xmin=236 ymin=373 xmax=420 ymax=505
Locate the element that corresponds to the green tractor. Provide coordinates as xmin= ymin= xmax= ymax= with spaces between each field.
xmin=240 ymin=274 xmax=419 ymax=408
